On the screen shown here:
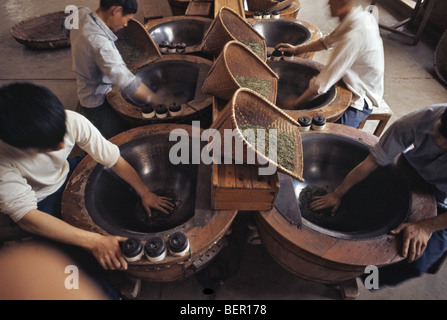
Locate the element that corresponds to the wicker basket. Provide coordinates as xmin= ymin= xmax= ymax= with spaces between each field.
xmin=246 ymin=0 xmax=294 ymax=12
xmin=10 ymin=11 xmax=71 ymax=49
xmin=202 ymin=41 xmax=278 ymax=103
xmin=434 ymin=30 xmax=447 ymax=86
xmin=201 ymin=7 xmax=267 ymax=60
xmin=211 ymin=88 xmax=304 ymax=182
xmin=114 ymin=19 xmax=161 ymax=71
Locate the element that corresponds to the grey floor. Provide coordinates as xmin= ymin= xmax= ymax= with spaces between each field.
xmin=1 ymin=0 xmax=447 ymax=300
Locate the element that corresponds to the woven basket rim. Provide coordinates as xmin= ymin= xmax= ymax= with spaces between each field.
xmin=228 ymin=88 xmax=304 ymax=181
xmin=10 ymin=11 xmax=70 ymax=43
xmin=10 ymin=10 xmax=69 ymax=43
xmin=230 ymin=87 xmax=300 ymax=127
xmin=204 ymin=6 xmax=266 ymax=43
xmin=223 ymin=40 xmax=278 ymax=91
xmin=116 ymin=18 xmax=162 ymax=70
xmin=225 ymin=40 xmax=278 ymax=76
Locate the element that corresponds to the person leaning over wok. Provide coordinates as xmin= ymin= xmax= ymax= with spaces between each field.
xmin=71 ymin=0 xmax=162 ymax=139
xmin=0 ymin=83 xmax=173 ymax=298
xmin=275 ymin=0 xmax=384 ymax=128
xmin=309 ymin=105 xmax=447 ymax=287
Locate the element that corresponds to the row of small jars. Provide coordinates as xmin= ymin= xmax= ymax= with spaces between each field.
xmin=254 ymin=10 xmax=281 ymax=20
xmin=120 ymin=232 xmax=190 ymax=263
xmin=158 ymin=42 xmax=187 ymax=54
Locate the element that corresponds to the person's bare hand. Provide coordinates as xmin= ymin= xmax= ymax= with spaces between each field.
xmin=89 ymin=235 xmax=128 ymax=271
xmin=308 ymin=193 xmax=341 ymax=215
xmin=390 ymin=222 xmax=432 ymax=263
xmin=140 ymin=190 xmax=175 ymax=217
xmin=275 ymin=43 xmax=297 ymax=55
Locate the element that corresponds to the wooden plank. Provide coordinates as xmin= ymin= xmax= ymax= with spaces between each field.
xmin=143 ymin=0 xmax=173 ymax=22
xmin=234 ymin=164 xmax=253 ymax=190
xmin=214 ymin=0 xmax=245 ymax=18
xmin=218 ymin=163 xmax=236 ymax=188
xmin=186 ymin=1 xmax=213 ymax=17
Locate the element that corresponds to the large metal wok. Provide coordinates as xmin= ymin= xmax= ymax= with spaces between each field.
xmin=295 ymin=133 xmax=411 ymax=240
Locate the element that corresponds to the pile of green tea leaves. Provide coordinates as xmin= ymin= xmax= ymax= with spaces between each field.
xmin=239 ymin=40 xmax=264 ymax=58
xmin=238 ymin=124 xmax=296 ymax=172
xmin=115 ymin=39 xmax=144 ymax=65
xmin=234 ymin=75 xmax=272 ymax=100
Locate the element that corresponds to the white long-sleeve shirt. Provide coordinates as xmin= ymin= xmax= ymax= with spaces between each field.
xmin=309 ymin=6 xmax=384 ymax=110
xmin=0 ymin=111 xmax=121 ymax=222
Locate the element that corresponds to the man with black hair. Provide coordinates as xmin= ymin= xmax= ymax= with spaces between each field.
xmin=310 ymin=105 xmax=447 ymax=287
xmin=71 ymin=0 xmax=161 ymax=139
xmin=275 ymin=0 xmax=384 ymax=128
xmin=0 ymin=83 xmax=173 ymax=297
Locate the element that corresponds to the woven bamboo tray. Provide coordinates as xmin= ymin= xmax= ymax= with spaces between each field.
xmin=10 ymin=11 xmax=70 ymax=49
xmin=211 ymin=88 xmax=304 ymax=182
xmin=201 ymin=7 xmax=267 ymax=60
xmin=435 ymin=30 xmax=447 ymax=86
xmin=114 ymin=19 xmax=161 ymax=71
xmin=246 ymin=0 xmax=294 ymax=12
xmin=202 ymin=40 xmax=278 ymax=103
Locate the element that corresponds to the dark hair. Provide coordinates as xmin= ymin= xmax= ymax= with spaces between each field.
xmin=0 ymin=83 xmax=67 ymax=150
xmin=440 ymin=108 xmax=447 ymax=139
xmin=100 ymin=0 xmax=138 ymax=15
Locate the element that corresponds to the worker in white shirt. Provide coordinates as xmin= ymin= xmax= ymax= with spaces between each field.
xmin=275 ymin=0 xmax=384 ymax=128
xmin=0 ymin=83 xmax=173 ymax=298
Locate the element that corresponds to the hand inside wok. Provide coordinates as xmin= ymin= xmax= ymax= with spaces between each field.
xmin=140 ymin=190 xmax=175 ymax=217
xmin=308 ymin=192 xmax=342 ymax=215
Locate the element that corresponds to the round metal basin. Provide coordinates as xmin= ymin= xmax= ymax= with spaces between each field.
xmin=85 ymin=135 xmax=198 ymax=236
xmin=107 ymin=55 xmax=213 ymax=126
xmin=62 ymin=124 xmax=238 ymax=282
xmin=146 ymin=16 xmax=212 ymax=53
xmin=255 ymin=125 xmax=436 ymax=284
xmin=295 ymin=133 xmax=411 ymax=240
xmin=268 ymin=59 xmax=337 ymax=111
xmin=250 ymin=19 xmax=311 ymax=48
xmin=129 ymin=60 xmax=200 ymax=107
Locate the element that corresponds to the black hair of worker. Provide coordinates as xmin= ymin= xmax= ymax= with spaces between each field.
xmin=100 ymin=0 xmax=138 ymax=15
xmin=0 ymin=83 xmax=67 ymax=150
xmin=440 ymin=108 xmax=447 ymax=139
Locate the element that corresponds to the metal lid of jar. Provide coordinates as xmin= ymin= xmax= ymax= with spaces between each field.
xmin=144 ymin=237 xmax=166 ymax=258
xmin=121 ymin=238 xmax=143 ymax=258
xmin=168 ymin=232 xmax=189 ymax=254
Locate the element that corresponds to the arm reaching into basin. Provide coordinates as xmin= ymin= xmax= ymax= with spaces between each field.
xmin=17 ymin=209 xmax=128 ymax=271
xmin=309 ymin=154 xmax=379 ymax=214
xmin=110 ymin=157 xmax=175 ymax=216
xmin=310 ymin=106 xmax=447 ymax=269
xmin=275 ymin=39 xmax=327 ymax=56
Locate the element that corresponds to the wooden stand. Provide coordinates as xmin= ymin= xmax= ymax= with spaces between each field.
xmin=370 ymin=0 xmax=438 ymax=45
xmin=358 ymin=99 xmax=393 ymax=137
xmin=244 ymin=0 xmax=301 ymax=19
xmin=211 ymin=97 xmax=280 ymax=211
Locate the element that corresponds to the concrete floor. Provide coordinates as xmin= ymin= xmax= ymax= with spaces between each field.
xmin=1 ymin=0 xmax=447 ymax=300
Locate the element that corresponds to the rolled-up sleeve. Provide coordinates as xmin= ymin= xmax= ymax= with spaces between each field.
xmin=0 ymin=165 xmax=38 ymax=223
xmin=370 ymin=120 xmax=415 ymax=166
xmin=94 ymin=40 xmax=141 ymax=99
